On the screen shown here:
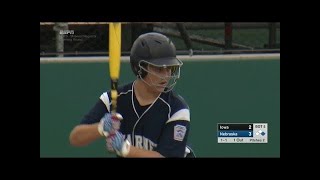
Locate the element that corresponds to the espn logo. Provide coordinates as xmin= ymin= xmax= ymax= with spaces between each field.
xmin=60 ymin=30 xmax=74 ymax=35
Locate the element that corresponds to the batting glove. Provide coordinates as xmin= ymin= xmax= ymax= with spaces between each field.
xmin=107 ymin=131 xmax=131 ymax=157
xmin=98 ymin=112 xmax=123 ymax=137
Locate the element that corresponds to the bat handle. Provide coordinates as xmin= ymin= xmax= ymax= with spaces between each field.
xmin=111 ymin=89 xmax=118 ymax=114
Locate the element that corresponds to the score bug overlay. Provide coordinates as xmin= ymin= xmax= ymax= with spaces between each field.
xmin=217 ymin=123 xmax=268 ymax=143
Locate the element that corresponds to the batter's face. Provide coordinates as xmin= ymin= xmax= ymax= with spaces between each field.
xmin=144 ymin=64 xmax=173 ymax=93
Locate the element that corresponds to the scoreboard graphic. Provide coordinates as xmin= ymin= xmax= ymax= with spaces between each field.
xmin=217 ymin=123 xmax=268 ymax=143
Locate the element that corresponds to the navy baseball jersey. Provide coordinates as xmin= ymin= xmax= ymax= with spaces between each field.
xmin=81 ymin=81 xmax=190 ymax=157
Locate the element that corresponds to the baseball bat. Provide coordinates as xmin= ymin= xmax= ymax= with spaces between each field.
xmin=109 ymin=23 xmax=121 ymax=114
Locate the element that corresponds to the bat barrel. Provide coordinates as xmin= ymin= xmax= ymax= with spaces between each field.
xmin=109 ymin=23 xmax=121 ymax=113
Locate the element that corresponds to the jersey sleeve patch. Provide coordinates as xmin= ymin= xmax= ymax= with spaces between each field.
xmin=174 ymin=124 xmax=187 ymax=141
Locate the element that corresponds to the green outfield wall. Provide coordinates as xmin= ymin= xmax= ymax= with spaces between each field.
xmin=40 ymin=57 xmax=280 ymax=157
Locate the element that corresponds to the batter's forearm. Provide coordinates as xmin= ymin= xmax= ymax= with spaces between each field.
xmin=69 ymin=123 xmax=102 ymax=146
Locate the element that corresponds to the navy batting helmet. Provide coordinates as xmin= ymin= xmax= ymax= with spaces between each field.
xmin=130 ymin=32 xmax=183 ymax=78
xmin=130 ymin=32 xmax=183 ymax=92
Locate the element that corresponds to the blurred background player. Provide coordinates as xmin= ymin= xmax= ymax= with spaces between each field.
xmin=69 ymin=32 xmax=194 ymax=157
